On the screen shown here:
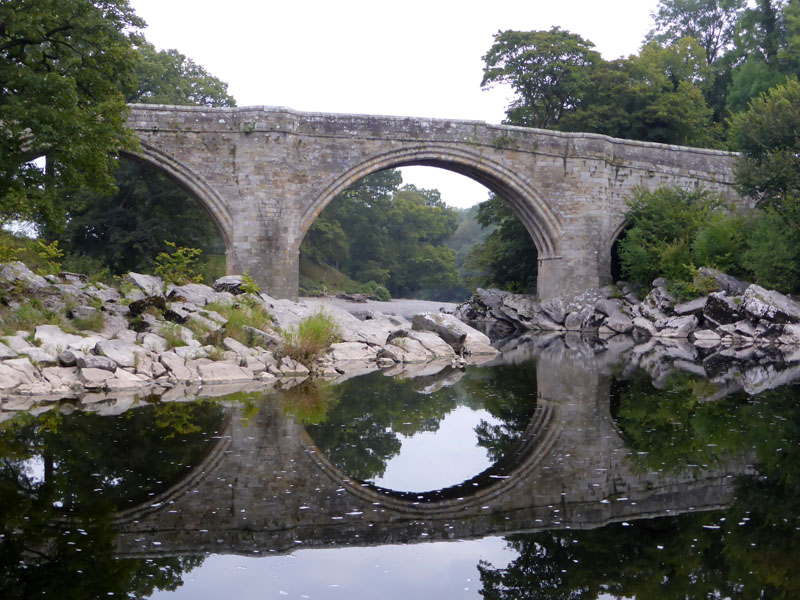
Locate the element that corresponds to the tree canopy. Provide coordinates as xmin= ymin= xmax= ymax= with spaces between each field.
xmin=300 ymin=170 xmax=461 ymax=300
xmin=0 ymin=0 xmax=143 ymax=228
xmin=481 ymin=28 xmax=600 ymax=129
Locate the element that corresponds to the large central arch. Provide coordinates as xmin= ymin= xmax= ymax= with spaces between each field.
xmin=297 ymin=145 xmax=562 ymax=261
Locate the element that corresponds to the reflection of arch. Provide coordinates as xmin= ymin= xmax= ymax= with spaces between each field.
xmin=122 ymin=143 xmax=234 ymax=259
xmin=113 ymin=412 xmax=233 ymax=526
xmin=297 ymin=145 xmax=562 ymax=259
xmin=300 ymin=399 xmax=560 ymax=516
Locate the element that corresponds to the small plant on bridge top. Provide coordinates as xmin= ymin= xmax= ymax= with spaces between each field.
xmin=282 ymin=310 xmax=340 ymax=367
xmin=154 ymin=241 xmax=204 ymax=285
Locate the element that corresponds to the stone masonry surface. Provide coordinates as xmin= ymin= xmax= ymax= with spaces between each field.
xmin=127 ymin=104 xmax=743 ymax=300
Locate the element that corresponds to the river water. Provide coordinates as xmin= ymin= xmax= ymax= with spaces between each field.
xmin=1 ymin=334 xmax=798 ymax=599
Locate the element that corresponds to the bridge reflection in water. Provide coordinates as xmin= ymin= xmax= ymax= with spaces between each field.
xmin=112 ymin=345 xmax=752 ymax=558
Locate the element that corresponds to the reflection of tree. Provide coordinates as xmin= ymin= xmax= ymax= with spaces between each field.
xmin=278 ymin=379 xmax=343 ymax=425
xmin=461 ymin=364 xmax=538 ymax=463
xmin=306 ymin=363 xmax=538 ymax=482
xmin=0 ymin=401 xmax=226 ymax=598
xmin=478 ymin=372 xmax=800 ymax=599
xmin=612 ymin=370 xmax=753 ymax=473
xmin=478 ymin=514 xmax=733 ymax=600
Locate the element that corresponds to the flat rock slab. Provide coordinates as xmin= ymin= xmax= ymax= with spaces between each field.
xmin=96 ymin=339 xmax=141 ymax=368
xmin=329 ymin=342 xmax=378 ymax=362
xmin=126 ymin=272 xmax=164 ymax=297
xmin=197 ymin=362 xmax=254 ymax=383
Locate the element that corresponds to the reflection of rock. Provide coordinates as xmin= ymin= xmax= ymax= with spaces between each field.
xmin=406 ymin=365 xmax=466 ymax=393
xmin=497 ymin=329 xmax=800 ymax=402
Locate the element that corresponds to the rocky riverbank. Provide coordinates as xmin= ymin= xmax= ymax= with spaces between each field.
xmin=0 ymin=262 xmax=498 ymax=409
xmin=459 ymin=268 xmax=800 ymax=350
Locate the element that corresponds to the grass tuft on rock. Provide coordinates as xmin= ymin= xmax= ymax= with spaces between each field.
xmin=282 ymin=311 xmax=340 ymax=367
xmin=206 ymin=298 xmax=272 ymax=348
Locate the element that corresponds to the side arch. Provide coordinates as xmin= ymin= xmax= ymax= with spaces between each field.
xmin=296 ymin=145 xmax=562 ymax=259
xmin=122 ymin=143 xmax=235 ymax=261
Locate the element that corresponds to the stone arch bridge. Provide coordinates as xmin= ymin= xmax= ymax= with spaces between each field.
xmin=127 ymin=104 xmax=741 ymax=300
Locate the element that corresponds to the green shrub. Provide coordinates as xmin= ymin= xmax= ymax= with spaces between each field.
xmin=617 ymin=187 xmax=727 ymax=288
xmin=35 ymin=240 xmax=64 ymax=276
xmin=282 ymin=311 xmax=340 ymax=367
xmin=742 ymin=207 xmax=800 ymax=293
xmin=160 ymin=323 xmax=189 ymax=349
xmin=352 ymin=280 xmax=391 ymax=301
xmin=154 ymin=241 xmax=203 ymax=285
xmin=71 ymin=311 xmax=105 ymax=332
xmin=0 ymin=298 xmax=65 ymax=335
xmin=240 ymin=271 xmax=261 ymax=296
xmin=206 ymin=298 xmax=272 ymax=348
xmin=692 ymin=212 xmax=751 ymax=277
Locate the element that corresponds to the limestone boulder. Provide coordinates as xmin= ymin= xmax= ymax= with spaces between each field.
xmin=384 ymin=337 xmax=432 ymax=364
xmin=0 ymin=342 xmax=17 ymax=359
xmin=159 ymin=352 xmax=194 ymax=381
xmin=125 ymin=272 xmax=164 ymax=297
xmin=741 ymin=284 xmax=800 ymax=325
xmin=77 ymin=354 xmax=117 ymax=372
xmin=657 ymin=315 xmax=698 ymax=338
xmin=213 ymin=275 xmax=247 ymax=295
xmin=406 ymin=331 xmax=456 ymax=358
xmin=168 ymin=283 xmax=218 ymax=306
xmin=19 ymin=346 xmax=58 ymax=364
xmin=674 ymin=296 xmax=707 ymax=317
xmin=703 ymin=292 xmax=742 ymax=328
xmin=328 ymin=342 xmax=379 ymax=362
xmin=540 ymin=297 xmax=567 ymax=324
xmin=278 ymin=356 xmax=310 ymax=376
xmin=0 ymin=261 xmax=49 ymax=290
xmin=242 ymin=326 xmax=282 ymax=351
xmin=695 ymin=267 xmax=750 ymax=295
xmin=139 ymin=332 xmax=168 ymax=353
xmin=605 ymin=313 xmax=634 ymax=334
xmin=79 ymin=367 xmax=115 ymax=389
xmin=34 ymin=325 xmax=84 ymax=351
xmin=197 ymin=362 xmax=254 ymax=383
xmin=95 ymin=339 xmax=142 ymax=369
xmin=105 ymin=369 xmax=150 ymax=392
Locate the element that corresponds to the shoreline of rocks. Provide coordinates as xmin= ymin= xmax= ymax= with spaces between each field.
xmin=0 ymin=262 xmax=499 ymax=410
xmin=458 ymin=268 xmax=800 ymax=351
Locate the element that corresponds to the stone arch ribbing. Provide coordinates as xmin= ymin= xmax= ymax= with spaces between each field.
xmin=297 ymin=145 xmax=562 ymax=259
xmin=122 ymin=143 xmax=235 ymax=256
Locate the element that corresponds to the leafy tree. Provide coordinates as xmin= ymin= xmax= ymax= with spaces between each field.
xmin=648 ymin=0 xmax=747 ymax=65
xmin=300 ymin=170 xmax=461 ymax=299
xmin=464 ymin=194 xmax=538 ymax=294
xmin=481 ymin=28 xmax=600 ymax=128
xmin=0 ymin=0 xmax=143 ymax=231
xmin=126 ymin=40 xmax=236 ymax=107
xmin=729 ymin=76 xmax=800 ymax=206
xmin=0 ymin=402 xmax=225 ymax=598
xmin=562 ymin=38 xmax=720 ymax=147
xmin=57 ymin=158 xmax=225 ymax=278
xmin=47 ymin=33 xmax=237 ymax=277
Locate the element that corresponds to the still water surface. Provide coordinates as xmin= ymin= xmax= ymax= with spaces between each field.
xmin=1 ymin=341 xmax=799 ymax=599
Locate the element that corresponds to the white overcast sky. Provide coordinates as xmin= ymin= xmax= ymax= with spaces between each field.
xmin=129 ymin=0 xmax=660 ymax=207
